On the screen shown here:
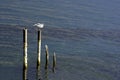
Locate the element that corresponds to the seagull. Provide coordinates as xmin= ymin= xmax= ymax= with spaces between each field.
xmin=33 ymin=23 xmax=44 ymax=28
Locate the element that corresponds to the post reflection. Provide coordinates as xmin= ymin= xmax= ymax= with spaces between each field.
xmin=23 ymin=68 xmax=27 ymax=80
xmin=44 ymin=69 xmax=49 ymax=80
xmin=36 ymin=65 xmax=41 ymax=80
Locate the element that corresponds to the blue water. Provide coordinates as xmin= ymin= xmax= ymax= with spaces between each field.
xmin=0 ymin=0 xmax=120 ymax=80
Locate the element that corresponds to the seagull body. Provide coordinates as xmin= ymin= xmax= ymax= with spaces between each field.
xmin=33 ymin=23 xmax=44 ymax=28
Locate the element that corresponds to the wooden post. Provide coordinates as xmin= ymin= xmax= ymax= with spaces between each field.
xmin=23 ymin=28 xmax=28 ymax=70
xmin=37 ymin=30 xmax=41 ymax=68
xmin=23 ymin=28 xmax=28 ymax=80
xmin=45 ymin=45 xmax=49 ymax=69
xmin=53 ymin=52 xmax=56 ymax=72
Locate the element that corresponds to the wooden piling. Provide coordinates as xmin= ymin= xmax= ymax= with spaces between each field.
xmin=45 ymin=45 xmax=49 ymax=69
xmin=23 ymin=28 xmax=28 ymax=70
xmin=53 ymin=52 xmax=56 ymax=72
xmin=23 ymin=28 xmax=28 ymax=80
xmin=37 ymin=30 xmax=42 ymax=68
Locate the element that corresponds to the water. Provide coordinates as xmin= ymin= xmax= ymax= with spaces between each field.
xmin=0 ymin=0 xmax=120 ymax=80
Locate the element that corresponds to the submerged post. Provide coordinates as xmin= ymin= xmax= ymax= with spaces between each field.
xmin=23 ymin=28 xmax=28 ymax=80
xmin=53 ymin=52 xmax=56 ymax=72
xmin=45 ymin=45 xmax=49 ymax=69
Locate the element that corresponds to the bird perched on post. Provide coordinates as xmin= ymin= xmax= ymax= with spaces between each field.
xmin=33 ymin=23 xmax=44 ymax=29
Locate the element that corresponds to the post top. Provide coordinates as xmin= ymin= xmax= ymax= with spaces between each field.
xmin=23 ymin=28 xmax=27 ymax=30
xmin=45 ymin=45 xmax=48 ymax=50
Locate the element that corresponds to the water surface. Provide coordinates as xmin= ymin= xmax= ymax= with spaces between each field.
xmin=0 ymin=0 xmax=120 ymax=80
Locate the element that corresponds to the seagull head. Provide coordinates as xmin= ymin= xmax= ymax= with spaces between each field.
xmin=33 ymin=23 xmax=44 ymax=29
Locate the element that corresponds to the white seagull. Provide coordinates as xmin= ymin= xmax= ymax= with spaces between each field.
xmin=33 ymin=23 xmax=44 ymax=28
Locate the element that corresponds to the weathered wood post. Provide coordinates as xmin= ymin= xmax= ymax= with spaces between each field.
xmin=52 ymin=52 xmax=56 ymax=72
xmin=45 ymin=45 xmax=49 ymax=69
xmin=23 ymin=28 xmax=28 ymax=70
xmin=23 ymin=28 xmax=28 ymax=80
xmin=37 ymin=30 xmax=41 ymax=68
